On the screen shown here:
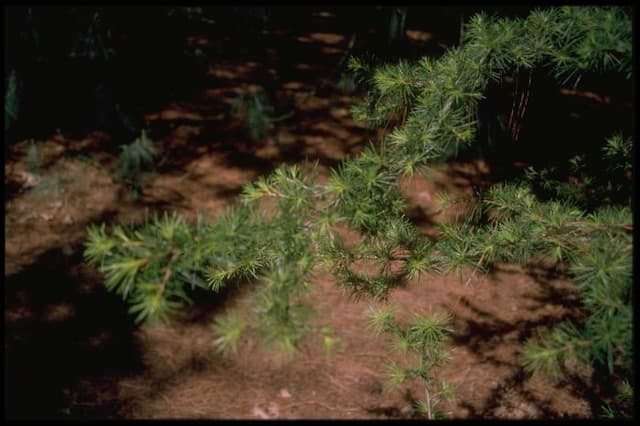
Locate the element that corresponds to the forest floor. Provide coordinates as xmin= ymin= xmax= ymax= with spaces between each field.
xmin=5 ymin=9 xmax=600 ymax=419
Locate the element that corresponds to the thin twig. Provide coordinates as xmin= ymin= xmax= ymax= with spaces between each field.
xmin=158 ymin=250 xmax=180 ymax=293
xmin=514 ymin=71 xmax=532 ymax=141
xmin=508 ymin=68 xmax=520 ymax=137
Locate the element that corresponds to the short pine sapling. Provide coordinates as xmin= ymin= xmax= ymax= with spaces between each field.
xmin=230 ymin=88 xmax=294 ymax=141
xmin=117 ymin=129 xmax=156 ymax=198
xmin=231 ymin=88 xmax=275 ymax=141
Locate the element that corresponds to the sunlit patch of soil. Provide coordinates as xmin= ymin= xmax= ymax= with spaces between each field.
xmin=5 ymin=154 xmax=118 ymax=276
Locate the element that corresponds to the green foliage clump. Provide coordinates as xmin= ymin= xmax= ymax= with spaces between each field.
xmin=117 ymin=130 xmax=157 ymax=198
xmin=524 ymin=133 xmax=632 ymax=209
xmin=84 ymin=208 xmax=268 ymax=324
xmin=335 ymin=73 xmax=357 ymax=94
xmin=230 ymin=88 xmax=295 ymax=142
xmin=346 ymin=7 xmax=633 ymax=398
xmin=234 ymin=164 xmax=320 ymax=353
xmin=231 ymin=89 xmax=276 ymax=141
xmin=368 ymin=306 xmax=455 ymax=419
xmin=432 ymin=177 xmax=633 ymax=384
xmin=600 ymin=379 xmax=634 ymax=419
xmin=85 ymin=6 xmax=632 ymax=413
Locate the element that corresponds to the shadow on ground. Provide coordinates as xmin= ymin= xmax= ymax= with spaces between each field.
xmin=4 ymin=239 xmax=251 ymax=419
xmin=4 ymin=245 xmax=141 ymax=419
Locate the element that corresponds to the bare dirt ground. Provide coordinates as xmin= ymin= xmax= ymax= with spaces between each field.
xmin=5 ymin=10 xmax=599 ymax=420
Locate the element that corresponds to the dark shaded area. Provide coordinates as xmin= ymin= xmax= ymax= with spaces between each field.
xmin=365 ymin=405 xmax=403 ymax=418
xmin=4 ymin=245 xmax=142 ymax=419
xmin=5 ymin=6 xmax=537 ymax=143
xmin=470 ymin=68 xmax=634 ymax=208
xmin=4 ymin=6 xmax=219 ymax=145
xmin=3 ymin=238 xmax=259 ymax=420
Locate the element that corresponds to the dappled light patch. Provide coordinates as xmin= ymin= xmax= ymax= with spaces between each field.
xmin=5 ymin=304 xmax=34 ymax=324
xmin=5 ymin=156 xmax=118 ymax=276
xmin=281 ymin=81 xmax=309 ymax=91
xmin=406 ymin=29 xmax=433 ymax=43
xmin=294 ymin=63 xmax=322 ymax=72
xmin=322 ymin=46 xmax=343 ymax=55
xmin=328 ymin=106 xmax=350 ymax=119
xmin=559 ymin=88 xmax=611 ymax=105
xmin=43 ymin=302 xmax=76 ymax=323
xmin=186 ymin=36 xmax=209 ymax=47
xmin=312 ymin=11 xmax=336 ymax=19
xmin=145 ymin=106 xmax=227 ymax=123
xmin=207 ymin=63 xmax=260 ymax=80
xmin=309 ymin=122 xmax=353 ymax=140
xmin=296 ymin=32 xmax=345 ymax=45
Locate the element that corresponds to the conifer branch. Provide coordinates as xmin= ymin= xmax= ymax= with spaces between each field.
xmin=84 ymin=10 xmax=632 ymax=407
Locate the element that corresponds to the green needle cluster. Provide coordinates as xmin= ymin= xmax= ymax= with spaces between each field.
xmin=85 ymin=7 xmax=632 ymax=410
